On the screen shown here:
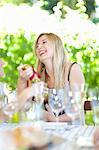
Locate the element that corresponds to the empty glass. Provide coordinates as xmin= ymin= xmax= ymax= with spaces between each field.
xmin=0 ymin=83 xmax=8 ymax=108
xmin=65 ymin=84 xmax=85 ymax=125
xmin=90 ymin=87 xmax=99 ymax=125
xmin=33 ymin=82 xmax=48 ymax=126
xmin=3 ymin=101 xmax=18 ymax=118
xmin=91 ymin=100 xmax=99 ymax=125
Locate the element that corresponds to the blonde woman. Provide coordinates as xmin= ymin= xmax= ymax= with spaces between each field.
xmin=17 ymin=33 xmax=85 ymax=123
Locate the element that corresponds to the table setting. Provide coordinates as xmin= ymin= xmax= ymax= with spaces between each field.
xmin=0 ymin=64 xmax=98 ymax=150
xmin=0 ymin=121 xmax=96 ymax=150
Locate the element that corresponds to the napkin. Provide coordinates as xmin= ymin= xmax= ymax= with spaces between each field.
xmin=77 ymin=136 xmax=94 ymax=148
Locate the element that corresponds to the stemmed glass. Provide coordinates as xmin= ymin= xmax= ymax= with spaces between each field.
xmin=88 ymin=87 xmax=99 ymax=125
xmin=33 ymin=82 xmax=48 ymax=125
xmin=0 ymin=83 xmax=8 ymax=108
xmin=87 ymin=87 xmax=98 ymax=101
xmin=66 ymin=84 xmax=85 ymax=125
xmin=48 ymin=88 xmax=67 ymax=123
xmin=0 ymin=86 xmax=20 ymax=123
xmin=2 ymin=100 xmax=18 ymax=119
xmin=1 ymin=89 xmax=20 ymax=122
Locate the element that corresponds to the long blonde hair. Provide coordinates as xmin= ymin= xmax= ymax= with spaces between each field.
xmin=35 ymin=33 xmax=67 ymax=88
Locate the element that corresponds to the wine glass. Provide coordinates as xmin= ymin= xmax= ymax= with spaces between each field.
xmin=2 ymin=101 xmax=18 ymax=118
xmin=32 ymin=82 xmax=48 ymax=127
xmin=0 ymin=83 xmax=8 ymax=108
xmin=65 ymin=84 xmax=85 ymax=125
xmin=65 ymin=92 xmax=81 ymax=125
xmin=1 ymin=88 xmax=20 ymax=123
xmin=48 ymin=88 xmax=67 ymax=123
xmin=88 ymin=87 xmax=99 ymax=125
xmin=0 ymin=83 xmax=5 ymax=108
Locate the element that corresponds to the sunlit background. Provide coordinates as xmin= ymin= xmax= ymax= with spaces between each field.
xmin=0 ymin=0 xmax=99 ymax=90
xmin=0 ymin=1 xmax=99 ymax=40
xmin=0 ymin=0 xmax=99 ymax=125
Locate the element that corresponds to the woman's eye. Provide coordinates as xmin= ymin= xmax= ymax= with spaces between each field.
xmin=43 ymin=41 xmax=47 ymax=44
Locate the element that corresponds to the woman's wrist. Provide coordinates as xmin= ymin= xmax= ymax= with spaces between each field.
xmin=48 ymin=113 xmax=56 ymax=122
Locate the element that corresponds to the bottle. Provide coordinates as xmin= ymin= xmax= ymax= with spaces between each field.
xmin=29 ymin=66 xmax=41 ymax=83
xmin=21 ymin=64 xmax=41 ymax=86
xmin=21 ymin=64 xmax=41 ymax=83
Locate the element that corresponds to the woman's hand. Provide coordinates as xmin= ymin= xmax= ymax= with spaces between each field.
xmin=43 ymin=104 xmax=72 ymax=122
xmin=17 ymin=64 xmax=34 ymax=93
xmin=43 ymin=104 xmax=56 ymax=122
xmin=17 ymin=64 xmax=33 ymax=80
xmin=17 ymin=82 xmax=46 ymax=109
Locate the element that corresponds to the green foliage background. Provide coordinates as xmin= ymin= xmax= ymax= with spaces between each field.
xmin=0 ymin=31 xmax=98 ymax=90
xmin=0 ymin=31 xmax=37 ymax=89
xmin=64 ymin=35 xmax=99 ymax=89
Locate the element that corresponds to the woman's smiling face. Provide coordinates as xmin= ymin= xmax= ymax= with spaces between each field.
xmin=35 ymin=35 xmax=54 ymax=62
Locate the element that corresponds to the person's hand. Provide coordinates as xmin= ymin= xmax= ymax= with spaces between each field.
xmin=17 ymin=64 xmax=33 ymax=80
xmin=17 ymin=82 xmax=47 ymax=109
xmin=93 ymin=128 xmax=99 ymax=150
xmin=43 ymin=104 xmax=56 ymax=122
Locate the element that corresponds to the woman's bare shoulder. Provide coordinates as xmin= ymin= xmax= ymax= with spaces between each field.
xmin=69 ymin=63 xmax=82 ymax=73
xmin=69 ymin=63 xmax=85 ymax=83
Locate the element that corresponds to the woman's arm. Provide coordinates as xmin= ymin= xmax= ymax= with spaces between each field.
xmin=17 ymin=82 xmax=45 ymax=110
xmin=17 ymin=76 xmax=28 ymax=94
xmin=44 ymin=104 xmax=71 ymax=122
xmin=44 ymin=111 xmax=72 ymax=122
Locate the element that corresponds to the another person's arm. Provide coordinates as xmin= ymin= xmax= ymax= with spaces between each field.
xmin=93 ymin=128 xmax=99 ymax=150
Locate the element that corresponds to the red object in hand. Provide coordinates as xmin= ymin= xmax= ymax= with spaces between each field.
xmin=29 ymin=66 xmax=40 ymax=82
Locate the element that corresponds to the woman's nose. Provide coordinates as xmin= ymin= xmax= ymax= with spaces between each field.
xmin=37 ymin=44 xmax=43 ymax=50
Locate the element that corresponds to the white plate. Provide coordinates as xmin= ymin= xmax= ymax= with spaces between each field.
xmin=77 ymin=136 xmax=94 ymax=148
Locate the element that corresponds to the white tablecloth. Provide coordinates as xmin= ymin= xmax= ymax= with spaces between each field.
xmin=0 ymin=121 xmax=95 ymax=150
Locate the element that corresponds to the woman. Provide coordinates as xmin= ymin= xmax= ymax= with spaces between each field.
xmin=17 ymin=33 xmax=85 ymax=123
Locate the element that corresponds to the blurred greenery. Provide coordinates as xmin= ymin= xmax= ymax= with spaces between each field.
xmin=0 ymin=1 xmax=98 ymax=125
xmin=85 ymin=111 xmax=94 ymax=125
xmin=0 ymin=0 xmax=97 ymax=20
xmin=64 ymin=35 xmax=99 ymax=89
xmin=41 ymin=0 xmax=96 ymax=19
xmin=0 ymin=30 xmax=37 ymax=89
xmin=0 ymin=30 xmax=99 ymax=90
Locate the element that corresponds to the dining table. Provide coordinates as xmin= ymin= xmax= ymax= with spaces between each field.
xmin=0 ymin=121 xmax=96 ymax=150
